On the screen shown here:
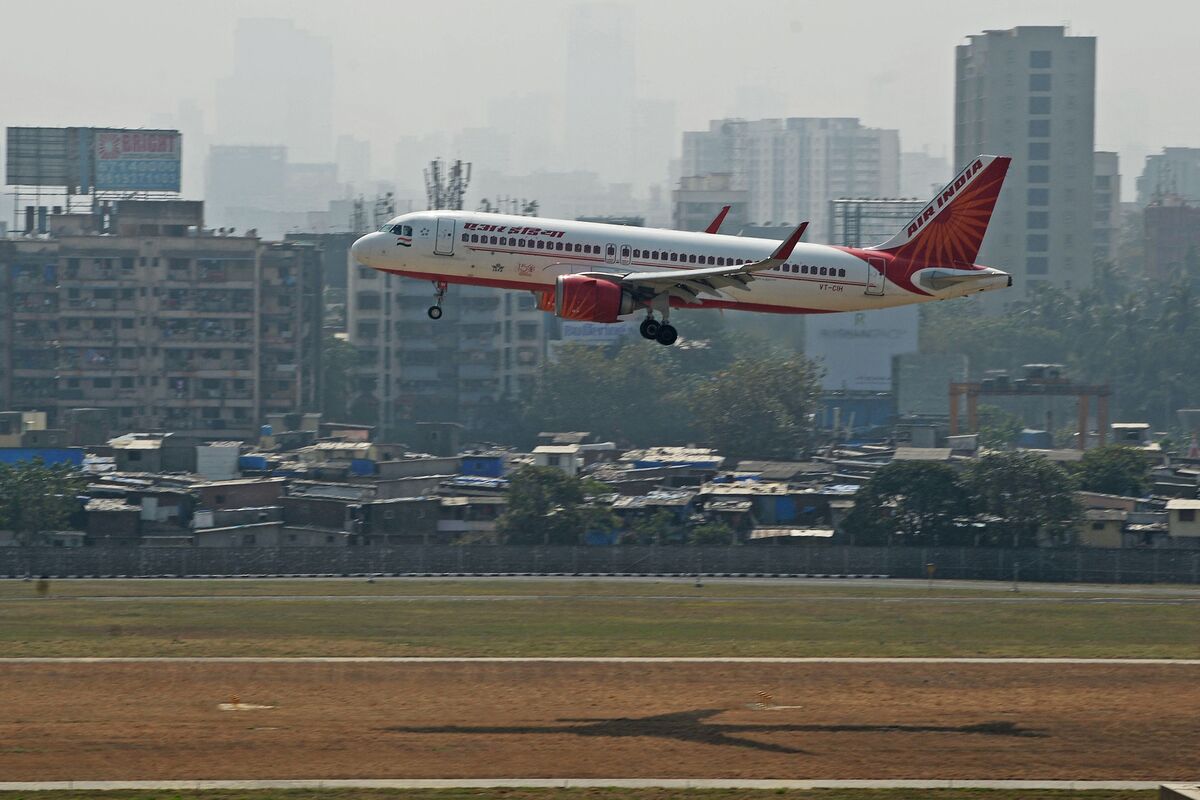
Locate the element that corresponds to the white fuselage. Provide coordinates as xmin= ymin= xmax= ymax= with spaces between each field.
xmin=351 ymin=210 xmax=1004 ymax=315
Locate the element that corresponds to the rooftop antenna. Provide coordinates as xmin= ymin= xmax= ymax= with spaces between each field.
xmin=424 ymin=158 xmax=472 ymax=211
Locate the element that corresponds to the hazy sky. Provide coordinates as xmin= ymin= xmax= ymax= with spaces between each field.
xmin=3 ymin=0 xmax=1197 ymax=200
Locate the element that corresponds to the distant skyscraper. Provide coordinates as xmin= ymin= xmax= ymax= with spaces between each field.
xmin=1093 ymin=152 xmax=1120 ymax=264
xmin=215 ymin=18 xmax=334 ymax=162
xmin=955 ymin=26 xmax=1096 ymax=303
xmin=680 ymin=118 xmax=900 ymax=243
xmin=632 ymin=98 xmax=677 ymax=192
xmin=1136 ymin=147 xmax=1200 ymax=206
xmin=335 ymin=135 xmax=372 ymax=191
xmin=206 ymin=145 xmax=288 ymax=229
xmin=564 ymin=3 xmax=636 ymax=183
xmin=900 ymin=150 xmax=950 ymax=198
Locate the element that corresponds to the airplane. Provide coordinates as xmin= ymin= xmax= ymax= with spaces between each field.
xmin=351 ymin=154 xmax=1012 ymax=346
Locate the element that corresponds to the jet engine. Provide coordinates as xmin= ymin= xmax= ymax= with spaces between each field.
xmin=554 ymin=274 xmax=636 ymax=322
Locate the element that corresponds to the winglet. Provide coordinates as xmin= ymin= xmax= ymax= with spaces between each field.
xmin=769 ymin=221 xmax=808 ymax=261
xmin=704 ymin=205 xmax=732 ymax=234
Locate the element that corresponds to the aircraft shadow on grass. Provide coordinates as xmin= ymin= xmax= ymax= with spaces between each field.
xmin=384 ymin=708 xmax=1048 ymax=755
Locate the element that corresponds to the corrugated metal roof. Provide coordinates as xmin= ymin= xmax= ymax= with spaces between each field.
xmin=1166 ymin=498 xmax=1200 ymax=509
xmin=893 ymin=447 xmax=953 ymax=461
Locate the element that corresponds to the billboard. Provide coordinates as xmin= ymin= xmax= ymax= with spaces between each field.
xmin=92 ymin=129 xmax=180 ymax=191
xmin=5 ymin=127 xmax=180 ymax=192
xmin=560 ymin=317 xmax=637 ymax=344
xmin=5 ymin=127 xmax=72 ymax=186
xmin=805 ymin=305 xmax=919 ymax=392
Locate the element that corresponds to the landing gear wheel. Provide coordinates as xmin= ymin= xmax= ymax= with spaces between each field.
xmin=427 ymin=305 xmax=443 ymax=320
xmin=655 ymin=323 xmax=678 ymax=346
xmin=639 ymin=318 xmax=661 ymax=340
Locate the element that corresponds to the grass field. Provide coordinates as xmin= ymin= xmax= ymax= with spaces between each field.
xmin=2 ymin=578 xmax=1197 ymax=658
xmin=0 ymin=789 xmax=1161 ymax=800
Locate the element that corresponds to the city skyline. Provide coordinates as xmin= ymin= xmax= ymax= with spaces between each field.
xmin=2 ymin=0 xmax=1198 ymax=205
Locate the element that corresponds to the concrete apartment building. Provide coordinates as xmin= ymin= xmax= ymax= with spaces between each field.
xmin=671 ymin=174 xmax=747 ymax=233
xmin=347 ymin=262 xmax=547 ymax=436
xmin=1136 ymin=147 xmax=1200 ymax=206
xmin=1093 ymin=151 xmax=1121 ymax=264
xmin=955 ymin=26 xmax=1097 ymax=305
xmin=0 ymin=201 xmax=321 ymax=439
xmin=679 ymin=118 xmax=900 ymax=243
xmin=1143 ymin=197 xmax=1200 ymax=281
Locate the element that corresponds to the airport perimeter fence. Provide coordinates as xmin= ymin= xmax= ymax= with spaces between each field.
xmin=1 ymin=544 xmax=1199 ymax=584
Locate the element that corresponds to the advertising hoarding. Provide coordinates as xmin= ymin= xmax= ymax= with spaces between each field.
xmin=5 ymin=127 xmax=71 ymax=186
xmin=805 ymin=305 xmax=919 ymax=392
xmin=5 ymin=127 xmax=180 ymax=192
xmin=92 ymin=129 xmax=181 ymax=191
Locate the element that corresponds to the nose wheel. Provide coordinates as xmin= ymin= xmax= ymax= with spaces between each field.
xmin=428 ymin=281 xmax=448 ymax=320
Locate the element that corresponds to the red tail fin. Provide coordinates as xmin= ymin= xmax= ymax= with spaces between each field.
xmin=874 ymin=155 xmax=1011 ymax=267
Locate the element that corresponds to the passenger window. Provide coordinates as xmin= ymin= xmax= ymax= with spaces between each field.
xmin=819 ymin=267 xmax=828 ymax=276
xmin=537 ymin=240 xmax=545 ymax=249
xmin=557 ymin=242 xmax=565 ymax=251
xmin=838 ymin=268 xmax=846 ymax=278
xmin=688 ymin=254 xmax=697 ymax=263
xmin=717 ymin=257 xmax=725 ymax=266
xmin=607 ymin=245 xmax=616 ymax=257
xmin=490 ymin=236 xmax=497 ymax=245
xmin=707 ymin=256 xmax=715 ymax=265
xmin=574 ymin=243 xmax=582 ymax=252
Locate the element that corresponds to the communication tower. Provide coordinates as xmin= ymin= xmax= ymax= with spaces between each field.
xmin=372 ymin=191 xmax=395 ymax=227
xmin=424 ymin=158 xmax=471 ymax=211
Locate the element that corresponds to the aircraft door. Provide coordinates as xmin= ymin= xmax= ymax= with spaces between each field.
xmin=434 ymin=218 xmax=455 ymax=256
xmin=620 ymin=245 xmax=632 ymax=266
xmin=605 ymin=243 xmax=617 ymax=264
xmin=866 ymin=257 xmax=886 ymax=296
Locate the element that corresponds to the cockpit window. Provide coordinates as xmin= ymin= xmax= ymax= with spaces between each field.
xmin=382 ymin=224 xmax=412 ymax=236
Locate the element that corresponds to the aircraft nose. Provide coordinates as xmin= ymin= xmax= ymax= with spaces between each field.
xmin=351 ymin=233 xmax=371 ymax=265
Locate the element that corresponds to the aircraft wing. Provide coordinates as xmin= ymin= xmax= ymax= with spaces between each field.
xmin=611 ymin=221 xmax=807 ymax=303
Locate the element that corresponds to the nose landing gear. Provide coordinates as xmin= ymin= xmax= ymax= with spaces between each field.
xmin=428 ymin=281 xmax=448 ymax=320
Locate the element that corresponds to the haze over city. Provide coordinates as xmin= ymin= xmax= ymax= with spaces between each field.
xmin=3 ymin=0 xmax=1198 ymax=206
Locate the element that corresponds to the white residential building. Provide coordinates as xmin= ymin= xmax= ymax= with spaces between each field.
xmin=680 ymin=118 xmax=900 ymax=243
xmin=955 ymin=26 xmax=1097 ymax=305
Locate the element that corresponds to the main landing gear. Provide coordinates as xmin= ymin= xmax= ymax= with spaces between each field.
xmin=639 ymin=315 xmax=678 ymax=346
xmin=427 ymin=281 xmax=448 ymax=320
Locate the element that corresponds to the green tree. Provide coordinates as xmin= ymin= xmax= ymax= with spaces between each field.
xmin=963 ymin=452 xmax=1081 ymax=548
xmin=690 ymin=520 xmax=734 ymax=546
xmin=842 ymin=461 xmax=974 ymax=546
xmin=976 ymin=404 xmax=1024 ymax=450
xmin=496 ymin=466 xmax=614 ymax=545
xmin=1076 ymin=444 xmax=1150 ymax=497
xmin=630 ymin=508 xmax=682 ymax=545
xmin=0 ymin=460 xmax=86 ymax=546
xmin=687 ymin=354 xmax=821 ymax=459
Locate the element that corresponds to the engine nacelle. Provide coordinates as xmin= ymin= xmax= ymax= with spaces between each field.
xmin=554 ymin=274 xmax=636 ymax=322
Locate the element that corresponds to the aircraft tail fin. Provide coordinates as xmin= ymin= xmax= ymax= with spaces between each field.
xmin=872 ymin=155 xmax=1011 ymax=267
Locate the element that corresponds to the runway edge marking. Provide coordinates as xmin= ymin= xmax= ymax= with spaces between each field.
xmin=0 ymin=779 xmax=1165 ymax=791
xmin=1 ymin=657 xmax=1198 ymax=664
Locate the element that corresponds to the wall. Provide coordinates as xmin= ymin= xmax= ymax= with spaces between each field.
xmin=2 ymin=545 xmax=1199 ymax=584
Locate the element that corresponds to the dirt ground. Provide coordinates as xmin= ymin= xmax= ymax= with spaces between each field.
xmin=1 ymin=662 xmax=1196 ymax=781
